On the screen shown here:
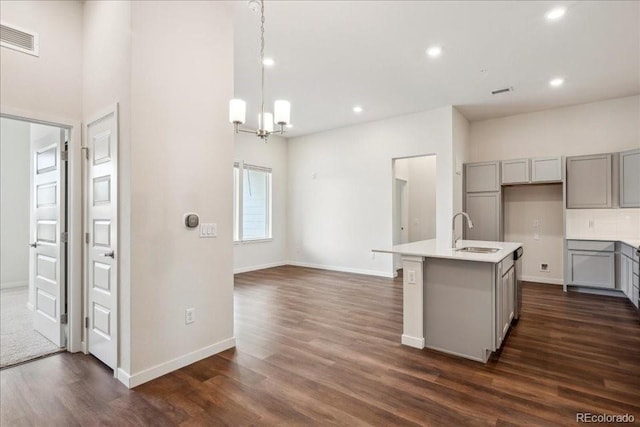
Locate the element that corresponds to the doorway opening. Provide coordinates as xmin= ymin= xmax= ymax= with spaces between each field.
xmin=0 ymin=116 xmax=68 ymax=368
xmin=392 ymin=154 xmax=437 ymax=275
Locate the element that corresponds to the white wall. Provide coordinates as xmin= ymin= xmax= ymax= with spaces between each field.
xmin=128 ymin=1 xmax=235 ymax=381
xmin=452 ymin=107 xmax=469 ymax=227
xmin=288 ymin=106 xmax=455 ymax=277
xmin=468 ymin=95 xmax=640 ymax=162
xmin=0 ymin=118 xmax=30 ymax=290
xmin=83 ymin=0 xmax=133 ymax=374
xmin=234 ymin=133 xmax=288 ymax=273
xmin=0 ymin=0 xmax=83 ymax=121
xmin=503 ymin=184 xmax=564 ymax=284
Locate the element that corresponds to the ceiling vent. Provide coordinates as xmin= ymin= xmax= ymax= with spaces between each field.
xmin=1 ymin=22 xmax=39 ymax=56
xmin=491 ymin=87 xmax=513 ymax=95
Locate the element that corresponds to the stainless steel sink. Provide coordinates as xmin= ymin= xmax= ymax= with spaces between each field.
xmin=455 ymin=246 xmax=500 ymax=254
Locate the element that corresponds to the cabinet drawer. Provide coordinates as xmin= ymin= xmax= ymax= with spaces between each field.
xmin=621 ymin=244 xmax=635 ymax=258
xmin=634 ymin=263 xmax=639 ymax=277
xmin=567 ymin=240 xmax=615 ymax=252
xmin=500 ymin=256 xmax=514 ymax=273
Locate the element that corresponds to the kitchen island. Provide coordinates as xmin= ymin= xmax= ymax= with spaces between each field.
xmin=374 ymin=239 xmax=523 ymax=363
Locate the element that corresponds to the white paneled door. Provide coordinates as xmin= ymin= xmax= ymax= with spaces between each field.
xmin=30 ymin=128 xmax=67 ymax=347
xmin=86 ymin=107 xmax=118 ymax=370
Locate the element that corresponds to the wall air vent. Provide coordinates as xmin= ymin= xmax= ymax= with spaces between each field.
xmin=1 ymin=22 xmax=39 ymax=56
xmin=491 ymin=87 xmax=513 ymax=95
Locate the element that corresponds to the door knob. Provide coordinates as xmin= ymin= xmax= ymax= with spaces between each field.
xmin=101 ymin=250 xmax=115 ymax=259
xmin=29 ymin=242 xmax=38 ymax=248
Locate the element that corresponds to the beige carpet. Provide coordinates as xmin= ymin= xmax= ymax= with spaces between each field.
xmin=0 ymin=287 xmax=63 ymax=369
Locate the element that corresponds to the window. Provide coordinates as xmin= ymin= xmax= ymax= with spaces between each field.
xmin=233 ymin=162 xmax=272 ymax=242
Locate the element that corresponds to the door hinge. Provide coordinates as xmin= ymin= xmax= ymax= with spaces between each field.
xmin=85 ymin=232 xmax=90 ymax=244
xmin=61 ymin=151 xmax=69 ymax=161
xmin=61 ymin=232 xmax=68 ymax=243
xmin=61 ymin=313 xmax=68 ymax=324
xmin=81 ymin=147 xmax=89 ymax=160
xmin=85 ymin=317 xmax=89 ymax=328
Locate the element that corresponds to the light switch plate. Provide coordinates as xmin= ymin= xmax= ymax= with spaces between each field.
xmin=199 ymin=223 xmax=217 ymax=238
xmin=185 ymin=308 xmax=195 ymax=324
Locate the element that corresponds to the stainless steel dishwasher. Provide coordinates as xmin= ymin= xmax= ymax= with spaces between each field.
xmin=513 ymin=246 xmax=524 ymax=320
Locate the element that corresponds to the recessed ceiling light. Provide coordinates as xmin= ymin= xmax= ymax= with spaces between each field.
xmin=262 ymin=57 xmax=275 ymax=66
xmin=549 ymin=77 xmax=564 ymax=87
xmin=426 ymin=46 xmax=442 ymax=58
xmin=353 ymin=106 xmax=363 ymax=113
xmin=545 ymin=7 xmax=566 ymax=21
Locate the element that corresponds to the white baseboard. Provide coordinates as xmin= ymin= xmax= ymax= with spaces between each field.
xmin=117 ymin=336 xmax=236 ymax=389
xmin=287 ymin=261 xmax=395 ymax=278
xmin=0 ymin=280 xmax=28 ymax=290
xmin=521 ymin=275 xmax=563 ymax=285
xmin=401 ymin=334 xmax=425 ymax=349
xmin=234 ymin=262 xmax=287 ymax=274
xmin=26 ymin=301 xmax=34 ymax=311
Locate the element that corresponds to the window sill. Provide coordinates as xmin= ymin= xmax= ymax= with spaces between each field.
xmin=234 ymin=238 xmax=273 ymax=245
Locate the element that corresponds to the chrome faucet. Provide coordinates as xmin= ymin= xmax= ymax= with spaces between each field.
xmin=452 ymin=212 xmax=474 ymax=249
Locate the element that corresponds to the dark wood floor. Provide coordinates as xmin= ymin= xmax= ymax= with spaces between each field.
xmin=2 ymin=266 xmax=639 ymax=426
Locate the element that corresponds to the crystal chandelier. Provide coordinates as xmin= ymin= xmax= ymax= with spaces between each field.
xmin=229 ymin=0 xmax=290 ymax=142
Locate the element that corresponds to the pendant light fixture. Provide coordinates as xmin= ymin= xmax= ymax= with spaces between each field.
xmin=229 ymin=0 xmax=290 ymax=142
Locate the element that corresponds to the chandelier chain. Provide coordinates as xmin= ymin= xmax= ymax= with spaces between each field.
xmin=260 ymin=0 xmax=265 ymax=128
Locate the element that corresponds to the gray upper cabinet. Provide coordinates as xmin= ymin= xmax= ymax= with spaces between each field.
xmin=501 ymin=159 xmax=530 ymax=185
xmin=465 ymin=162 xmax=500 ymax=193
xmin=531 ymin=156 xmax=562 ymax=183
xmin=465 ymin=192 xmax=501 ymax=241
xmin=566 ymin=154 xmax=612 ymax=208
xmin=619 ymin=148 xmax=640 ymax=208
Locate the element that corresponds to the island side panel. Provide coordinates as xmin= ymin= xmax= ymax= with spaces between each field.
xmin=424 ymin=258 xmax=494 ymax=362
xmin=401 ymin=256 xmax=425 ymax=348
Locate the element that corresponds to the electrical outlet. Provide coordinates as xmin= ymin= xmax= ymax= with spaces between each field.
xmin=407 ymin=270 xmax=416 ymax=284
xmin=540 ymin=263 xmax=549 ymax=272
xmin=185 ymin=308 xmax=195 ymax=324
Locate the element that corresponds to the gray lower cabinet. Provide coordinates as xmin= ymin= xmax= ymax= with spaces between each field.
xmin=496 ymin=259 xmax=515 ymax=349
xmin=465 ymin=162 xmax=500 ymax=193
xmin=566 ymin=153 xmax=612 ymax=208
xmin=531 ymin=156 xmax=562 ymax=183
xmin=619 ymin=148 xmax=640 ymax=208
xmin=501 ymin=159 xmax=529 ymax=185
xmin=465 ymin=192 xmax=501 ymax=241
xmin=566 ymin=240 xmax=615 ymax=288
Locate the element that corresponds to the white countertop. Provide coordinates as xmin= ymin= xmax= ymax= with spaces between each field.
xmin=373 ymin=239 xmax=523 ymax=263
xmin=565 ymin=236 xmax=640 ymax=249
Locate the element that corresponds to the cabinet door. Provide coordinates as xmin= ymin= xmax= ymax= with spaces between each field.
xmin=621 ymin=256 xmax=630 ymax=298
xmin=531 ymin=156 xmax=562 ymax=183
xmin=501 ymin=159 xmax=530 ymax=185
xmin=620 ymin=149 xmax=640 ymax=208
xmin=465 ymin=192 xmax=501 ymax=241
xmin=567 ymin=250 xmax=615 ymax=288
xmin=566 ymin=154 xmax=612 ymax=208
xmin=465 ymin=162 xmax=500 ymax=193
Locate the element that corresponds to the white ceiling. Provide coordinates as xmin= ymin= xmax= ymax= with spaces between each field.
xmin=234 ymin=1 xmax=640 ymax=137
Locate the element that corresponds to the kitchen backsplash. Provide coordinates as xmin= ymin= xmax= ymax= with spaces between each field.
xmin=565 ymin=209 xmax=640 ymax=239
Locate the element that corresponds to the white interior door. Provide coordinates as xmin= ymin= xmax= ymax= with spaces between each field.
xmin=86 ymin=108 xmax=118 ymax=370
xmin=30 ymin=128 xmax=66 ymax=347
